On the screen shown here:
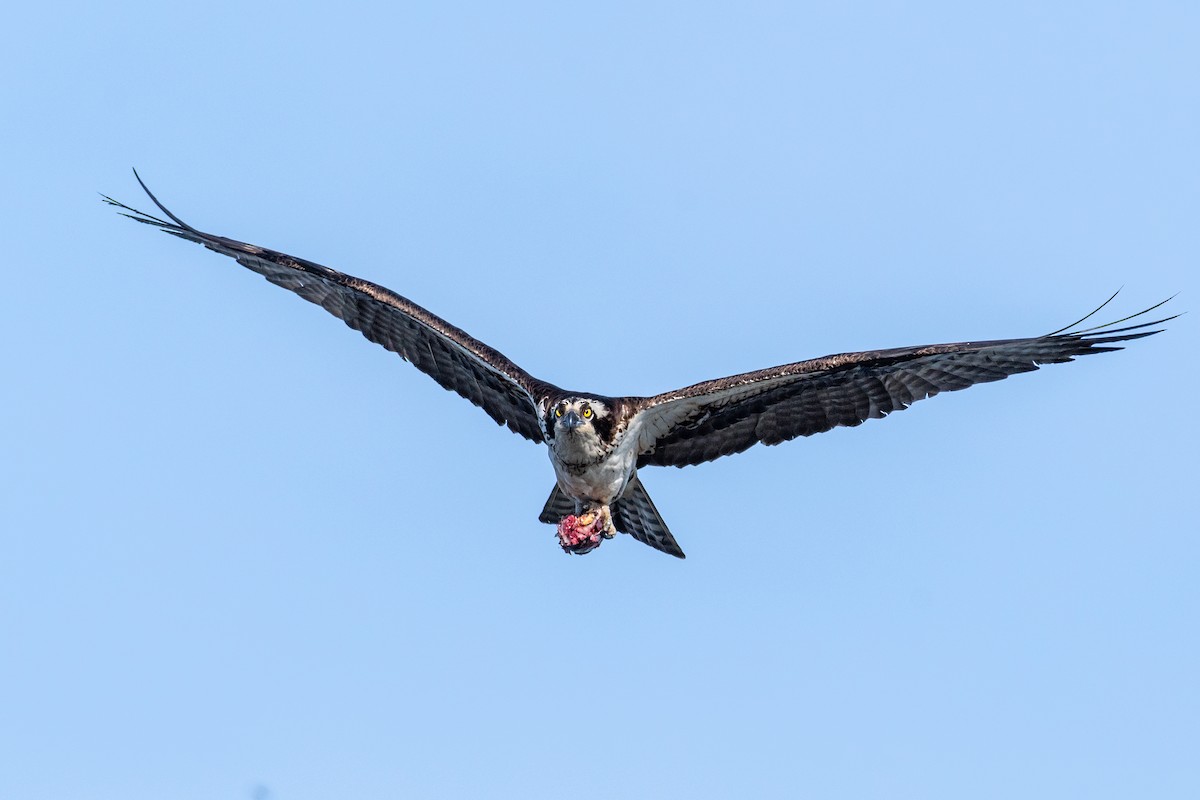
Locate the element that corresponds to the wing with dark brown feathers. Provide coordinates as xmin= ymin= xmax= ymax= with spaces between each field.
xmin=105 ymin=173 xmax=556 ymax=443
xmin=633 ymin=296 xmax=1176 ymax=468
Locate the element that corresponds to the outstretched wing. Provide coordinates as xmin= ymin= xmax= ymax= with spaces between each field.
xmin=106 ymin=172 xmax=556 ymax=442
xmin=633 ymin=296 xmax=1176 ymax=468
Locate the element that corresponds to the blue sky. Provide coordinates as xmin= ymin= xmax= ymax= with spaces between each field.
xmin=2 ymin=2 xmax=1196 ymax=798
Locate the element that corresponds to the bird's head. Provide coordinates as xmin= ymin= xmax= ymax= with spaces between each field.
xmin=544 ymin=397 xmax=613 ymax=445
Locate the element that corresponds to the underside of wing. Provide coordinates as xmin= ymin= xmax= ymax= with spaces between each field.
xmin=634 ymin=295 xmax=1176 ymax=468
xmin=105 ymin=172 xmax=555 ymax=443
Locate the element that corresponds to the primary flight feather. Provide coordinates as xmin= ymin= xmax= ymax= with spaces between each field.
xmin=106 ymin=172 xmax=1175 ymax=559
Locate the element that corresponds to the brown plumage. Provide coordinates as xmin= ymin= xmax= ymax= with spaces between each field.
xmin=106 ymin=171 xmax=1175 ymax=559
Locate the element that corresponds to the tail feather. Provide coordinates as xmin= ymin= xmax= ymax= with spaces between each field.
xmin=538 ymin=485 xmax=576 ymax=523
xmin=612 ymin=476 xmax=686 ymax=559
xmin=537 ymin=478 xmax=686 ymax=559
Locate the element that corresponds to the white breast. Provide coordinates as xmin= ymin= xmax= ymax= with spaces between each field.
xmin=548 ymin=435 xmax=640 ymax=507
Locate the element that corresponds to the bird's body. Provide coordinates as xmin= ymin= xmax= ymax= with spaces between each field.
xmin=549 ymin=420 xmax=635 ymax=508
xmin=107 ymin=173 xmax=1175 ymax=559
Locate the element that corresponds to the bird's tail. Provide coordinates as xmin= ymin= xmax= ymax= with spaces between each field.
xmin=612 ymin=475 xmax=686 ymax=559
xmin=538 ymin=485 xmax=576 ymax=523
xmin=538 ymin=476 xmax=686 ymax=559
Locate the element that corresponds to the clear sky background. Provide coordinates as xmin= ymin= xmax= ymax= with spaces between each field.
xmin=1 ymin=2 xmax=1196 ymax=798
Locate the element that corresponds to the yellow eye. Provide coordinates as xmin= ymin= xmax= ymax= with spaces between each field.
xmin=555 ymin=406 xmax=564 ymax=418
xmin=582 ymin=407 xmax=593 ymax=419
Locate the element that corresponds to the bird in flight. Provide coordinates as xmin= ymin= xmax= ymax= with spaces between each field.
xmin=106 ymin=172 xmax=1175 ymax=559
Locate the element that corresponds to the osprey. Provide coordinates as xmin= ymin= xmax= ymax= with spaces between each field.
xmin=106 ymin=173 xmax=1174 ymax=559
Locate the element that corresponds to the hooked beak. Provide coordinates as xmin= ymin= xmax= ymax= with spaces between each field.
xmin=562 ymin=410 xmax=582 ymax=431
